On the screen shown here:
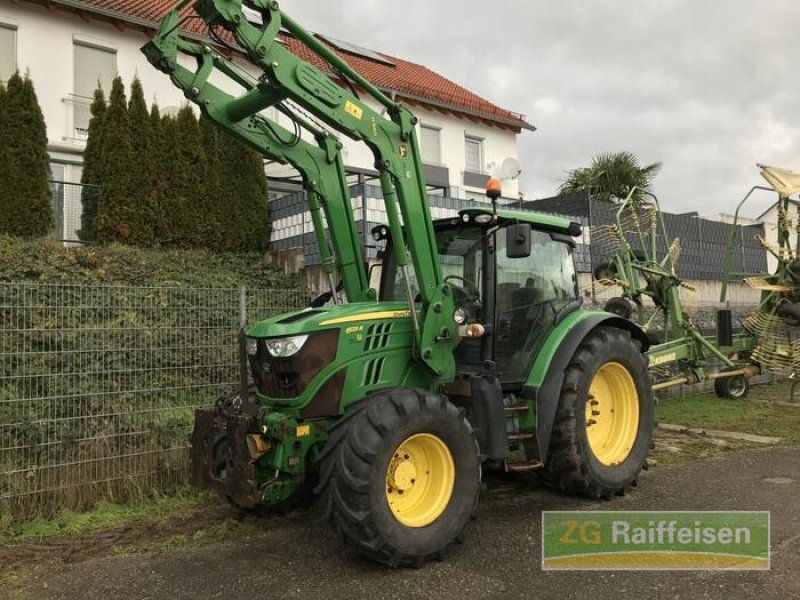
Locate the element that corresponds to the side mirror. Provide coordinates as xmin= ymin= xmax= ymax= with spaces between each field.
xmin=367 ymin=261 xmax=382 ymax=288
xmin=505 ymin=223 xmax=532 ymax=258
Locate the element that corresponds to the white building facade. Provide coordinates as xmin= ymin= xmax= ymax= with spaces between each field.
xmin=1 ymin=0 xmax=532 ymax=249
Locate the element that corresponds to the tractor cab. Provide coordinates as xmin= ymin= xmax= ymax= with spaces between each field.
xmin=375 ymin=207 xmax=583 ymax=386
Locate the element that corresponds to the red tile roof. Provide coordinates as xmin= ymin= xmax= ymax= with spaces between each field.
xmin=36 ymin=0 xmax=533 ymax=131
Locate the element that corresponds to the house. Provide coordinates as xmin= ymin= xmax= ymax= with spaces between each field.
xmin=0 ymin=0 xmax=534 ymax=251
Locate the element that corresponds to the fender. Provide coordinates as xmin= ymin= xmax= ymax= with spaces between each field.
xmin=521 ymin=314 xmax=649 ymax=464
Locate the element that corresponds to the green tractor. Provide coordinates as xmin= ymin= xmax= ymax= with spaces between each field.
xmin=144 ymin=0 xmax=653 ymax=567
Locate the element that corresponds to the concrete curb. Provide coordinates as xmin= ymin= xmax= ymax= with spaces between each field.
xmin=657 ymin=422 xmax=782 ymax=444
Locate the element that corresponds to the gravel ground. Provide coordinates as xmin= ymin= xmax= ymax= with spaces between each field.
xmin=4 ymin=447 xmax=799 ymax=600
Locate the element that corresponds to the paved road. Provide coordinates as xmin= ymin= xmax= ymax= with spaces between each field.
xmin=9 ymin=448 xmax=800 ymax=600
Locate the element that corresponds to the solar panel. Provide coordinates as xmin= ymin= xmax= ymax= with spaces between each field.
xmin=315 ymin=34 xmax=396 ymax=67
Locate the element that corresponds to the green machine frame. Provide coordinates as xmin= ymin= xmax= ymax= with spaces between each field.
xmin=144 ymin=0 xmax=460 ymax=378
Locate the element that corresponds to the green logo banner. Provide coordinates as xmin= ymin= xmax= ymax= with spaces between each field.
xmin=542 ymin=511 xmax=770 ymax=570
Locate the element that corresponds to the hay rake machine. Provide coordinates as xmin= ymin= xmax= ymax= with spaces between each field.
xmin=722 ymin=165 xmax=800 ymax=399
xmin=587 ymin=173 xmax=795 ymax=399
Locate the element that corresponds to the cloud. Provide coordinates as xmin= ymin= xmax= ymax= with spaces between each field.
xmin=283 ymin=0 xmax=800 ymax=218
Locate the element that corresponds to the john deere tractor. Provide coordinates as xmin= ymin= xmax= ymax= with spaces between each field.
xmin=144 ymin=0 xmax=654 ymax=567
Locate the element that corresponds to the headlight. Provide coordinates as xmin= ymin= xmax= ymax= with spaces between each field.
xmin=265 ymin=335 xmax=309 ymax=358
xmin=453 ymin=307 xmax=469 ymax=325
xmin=246 ymin=337 xmax=259 ymax=356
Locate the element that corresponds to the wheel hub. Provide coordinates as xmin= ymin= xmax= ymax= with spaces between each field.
xmin=585 ymin=362 xmax=640 ymax=466
xmin=390 ymin=459 xmax=417 ymax=491
xmin=385 ymin=433 xmax=455 ymax=528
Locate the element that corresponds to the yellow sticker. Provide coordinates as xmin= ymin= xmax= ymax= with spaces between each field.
xmin=398 ymin=144 xmax=409 ymax=159
xmin=296 ymin=424 xmax=311 ymax=437
xmin=345 ymin=100 xmax=363 ymax=120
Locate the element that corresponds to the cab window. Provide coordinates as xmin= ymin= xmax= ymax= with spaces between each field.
xmin=494 ymin=229 xmax=578 ymax=383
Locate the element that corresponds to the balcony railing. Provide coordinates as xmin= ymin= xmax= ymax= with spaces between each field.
xmin=62 ymin=94 xmax=92 ymax=142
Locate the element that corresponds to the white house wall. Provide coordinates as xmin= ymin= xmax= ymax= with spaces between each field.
xmin=4 ymin=1 xmax=524 ymax=244
xmin=262 ymin=96 xmax=522 ymax=201
xmin=2 ymin=1 xmax=190 ymax=169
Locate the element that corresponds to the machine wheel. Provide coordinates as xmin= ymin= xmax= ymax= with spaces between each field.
xmin=316 ymin=388 xmax=481 ymax=567
xmin=714 ymin=372 xmax=750 ymax=400
xmin=547 ymin=326 xmax=653 ymax=498
xmin=603 ymin=297 xmax=634 ymax=320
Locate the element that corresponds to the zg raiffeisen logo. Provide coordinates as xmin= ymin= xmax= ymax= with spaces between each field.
xmin=541 ymin=511 xmax=770 ymax=570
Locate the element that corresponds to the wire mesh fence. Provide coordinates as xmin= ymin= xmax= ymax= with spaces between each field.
xmin=0 ymin=282 xmax=308 ymax=521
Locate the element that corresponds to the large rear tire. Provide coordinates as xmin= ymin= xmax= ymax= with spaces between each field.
xmin=316 ymin=388 xmax=481 ymax=567
xmin=547 ymin=326 xmax=653 ymax=498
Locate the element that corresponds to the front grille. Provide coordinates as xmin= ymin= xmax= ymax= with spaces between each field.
xmin=250 ymin=329 xmax=339 ymax=399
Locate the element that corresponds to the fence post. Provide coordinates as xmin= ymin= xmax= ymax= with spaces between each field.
xmin=239 ymin=286 xmax=249 ymax=401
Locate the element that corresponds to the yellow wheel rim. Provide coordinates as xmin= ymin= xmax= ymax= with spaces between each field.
xmin=585 ymin=362 xmax=640 ymax=466
xmin=385 ymin=433 xmax=455 ymax=527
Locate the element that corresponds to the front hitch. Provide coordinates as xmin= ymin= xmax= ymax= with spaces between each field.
xmin=190 ymin=407 xmax=264 ymax=508
xmin=190 ymin=394 xmax=328 ymax=508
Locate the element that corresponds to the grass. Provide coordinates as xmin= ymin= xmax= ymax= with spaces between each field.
xmin=655 ymin=380 xmax=800 ymax=445
xmin=650 ymin=379 xmax=800 ymax=467
xmin=0 ymin=489 xmax=215 ymax=547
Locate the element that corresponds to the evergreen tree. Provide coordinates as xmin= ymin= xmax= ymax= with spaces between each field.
xmin=147 ymin=104 xmax=171 ymax=245
xmin=218 ymin=129 xmax=271 ymax=252
xmin=0 ymin=72 xmax=53 ymax=237
xmin=155 ymin=112 xmax=180 ymax=245
xmin=199 ymin=115 xmax=223 ymax=250
xmin=126 ymin=77 xmax=154 ymax=246
xmin=95 ymin=77 xmax=134 ymax=243
xmin=169 ymin=106 xmax=208 ymax=247
xmin=78 ymin=87 xmax=107 ymax=241
xmin=0 ymin=82 xmax=9 ymax=225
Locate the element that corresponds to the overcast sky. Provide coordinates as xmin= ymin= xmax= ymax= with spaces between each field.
xmin=283 ymin=0 xmax=799 ymax=218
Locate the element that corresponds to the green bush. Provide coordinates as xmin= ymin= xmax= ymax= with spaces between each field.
xmin=0 ymin=237 xmax=308 ymax=520
xmin=0 ymin=235 xmax=301 ymax=289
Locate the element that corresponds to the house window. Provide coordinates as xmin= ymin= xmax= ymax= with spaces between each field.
xmin=0 ymin=25 xmax=16 ymax=83
xmin=464 ymin=135 xmax=484 ymax=173
xmin=73 ymin=42 xmax=117 ymax=134
xmin=420 ymin=124 xmax=441 ymax=165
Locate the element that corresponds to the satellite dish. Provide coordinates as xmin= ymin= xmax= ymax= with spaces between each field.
xmin=500 ymin=157 xmax=522 ymax=181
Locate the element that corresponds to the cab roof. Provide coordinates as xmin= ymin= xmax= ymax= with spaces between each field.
xmin=450 ymin=207 xmax=582 ymax=237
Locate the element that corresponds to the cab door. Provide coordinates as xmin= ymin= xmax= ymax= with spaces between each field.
xmin=494 ymin=229 xmax=579 ymax=384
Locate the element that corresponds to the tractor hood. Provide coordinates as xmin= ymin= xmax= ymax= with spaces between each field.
xmin=245 ymin=301 xmax=413 ymax=338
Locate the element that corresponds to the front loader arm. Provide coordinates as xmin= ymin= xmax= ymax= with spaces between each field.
xmin=144 ymin=0 xmax=459 ymax=379
xmin=143 ymin=9 xmax=372 ymax=303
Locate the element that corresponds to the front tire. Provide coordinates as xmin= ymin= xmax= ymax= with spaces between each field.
xmin=316 ymin=388 xmax=481 ymax=567
xmin=547 ymin=326 xmax=653 ymax=498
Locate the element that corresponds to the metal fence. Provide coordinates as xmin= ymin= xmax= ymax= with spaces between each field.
xmin=0 ymin=283 xmax=307 ymax=521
